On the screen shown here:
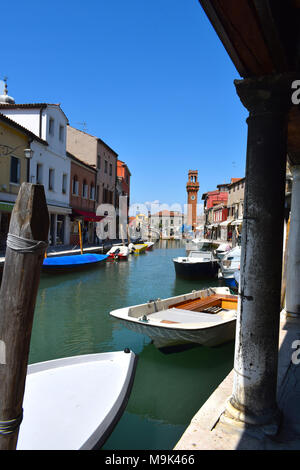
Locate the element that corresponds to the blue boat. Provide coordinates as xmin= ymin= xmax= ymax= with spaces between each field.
xmin=43 ymin=253 xmax=108 ymax=273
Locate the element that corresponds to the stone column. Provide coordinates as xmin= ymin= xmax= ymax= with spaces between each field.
xmin=224 ymin=75 xmax=293 ymax=431
xmin=286 ymin=164 xmax=300 ymax=316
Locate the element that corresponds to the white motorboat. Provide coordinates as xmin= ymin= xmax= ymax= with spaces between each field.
xmin=110 ymin=287 xmax=238 ymax=351
xmin=17 ymin=350 xmax=137 ymax=450
xmin=107 ymin=245 xmax=130 ymax=260
xmin=220 ymin=246 xmax=241 ymax=288
xmin=215 ymin=242 xmax=232 ymax=260
xmin=173 ymin=250 xmax=219 ymax=279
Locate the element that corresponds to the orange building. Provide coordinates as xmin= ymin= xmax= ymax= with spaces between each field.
xmin=117 ymin=160 xmax=131 ymax=203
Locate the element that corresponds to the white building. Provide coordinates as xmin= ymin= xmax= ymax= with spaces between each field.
xmin=0 ymin=100 xmax=71 ymax=246
xmin=150 ymin=210 xmax=184 ymax=239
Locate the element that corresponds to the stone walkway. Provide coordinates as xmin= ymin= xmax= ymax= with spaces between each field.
xmin=175 ymin=312 xmax=300 ymax=450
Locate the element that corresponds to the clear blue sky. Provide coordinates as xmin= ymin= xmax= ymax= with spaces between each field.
xmin=2 ymin=0 xmax=248 ymax=209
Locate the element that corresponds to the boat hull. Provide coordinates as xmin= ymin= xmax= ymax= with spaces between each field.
xmin=116 ymin=317 xmax=236 ymax=350
xmin=108 ymin=253 xmax=128 ymax=260
xmin=173 ymin=260 xmax=219 ymax=279
xmin=42 ymin=254 xmax=108 ymax=274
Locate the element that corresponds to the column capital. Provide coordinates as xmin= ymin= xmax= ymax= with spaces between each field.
xmin=234 ymin=73 xmax=296 ymax=116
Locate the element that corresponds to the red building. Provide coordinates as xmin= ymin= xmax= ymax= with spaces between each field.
xmin=68 ymin=151 xmax=99 ymax=245
xmin=213 ymin=204 xmax=228 ymax=223
xmin=202 ymin=184 xmax=229 ymax=210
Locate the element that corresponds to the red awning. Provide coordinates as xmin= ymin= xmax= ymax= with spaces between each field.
xmin=72 ymin=209 xmax=106 ymax=222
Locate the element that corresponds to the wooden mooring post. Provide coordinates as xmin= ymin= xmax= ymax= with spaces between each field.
xmin=0 ymin=183 xmax=49 ymax=450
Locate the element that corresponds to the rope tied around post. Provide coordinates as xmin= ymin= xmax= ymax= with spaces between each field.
xmin=0 ymin=410 xmax=23 ymax=436
xmin=6 ymin=233 xmax=48 ymax=254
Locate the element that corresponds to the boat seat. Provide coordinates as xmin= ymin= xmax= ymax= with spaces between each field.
xmin=150 ymin=308 xmax=227 ymax=324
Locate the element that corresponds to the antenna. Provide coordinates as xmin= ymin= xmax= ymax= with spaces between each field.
xmin=76 ymin=121 xmax=88 ymax=132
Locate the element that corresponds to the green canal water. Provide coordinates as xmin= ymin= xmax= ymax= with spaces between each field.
xmin=29 ymin=240 xmax=234 ymax=450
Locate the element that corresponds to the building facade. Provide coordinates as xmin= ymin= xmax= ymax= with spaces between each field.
xmin=0 ymin=113 xmax=47 ymax=250
xmin=115 ymin=160 xmax=131 ymax=239
xmin=67 ymin=126 xmax=118 ymax=211
xmin=150 ymin=210 xmax=184 ymax=239
xmin=68 ymin=152 xmax=98 ymax=245
xmin=0 ymin=101 xmax=72 ymax=246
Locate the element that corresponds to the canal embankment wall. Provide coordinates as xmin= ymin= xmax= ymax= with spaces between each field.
xmin=175 ymin=312 xmax=300 ymax=450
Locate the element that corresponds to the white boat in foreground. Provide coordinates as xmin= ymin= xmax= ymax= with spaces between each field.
xmin=110 ymin=287 xmax=238 ymax=351
xmin=17 ymin=350 xmax=137 ymax=450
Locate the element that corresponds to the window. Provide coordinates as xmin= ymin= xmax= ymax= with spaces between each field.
xmin=36 ymin=163 xmax=43 ymax=184
xmin=97 ymin=155 xmax=101 ymax=169
xmin=48 ymin=168 xmax=55 ymax=190
xmin=49 ymin=117 xmax=54 ymax=136
xmin=82 ymin=180 xmax=88 ymax=198
xmin=62 ymin=173 xmax=67 ymax=194
xmin=96 ymin=185 xmax=100 ymax=202
xmin=109 ymin=163 xmax=112 ymax=176
xmin=10 ymin=156 xmax=20 ymax=184
xmin=90 ymin=183 xmax=95 ymax=200
xmin=105 ymin=160 xmax=108 ymax=174
xmin=59 ymin=125 xmax=64 ymax=142
xmin=72 ymin=176 xmax=79 ymax=195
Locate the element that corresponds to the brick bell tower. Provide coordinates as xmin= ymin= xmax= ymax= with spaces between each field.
xmin=186 ymin=170 xmax=199 ymax=231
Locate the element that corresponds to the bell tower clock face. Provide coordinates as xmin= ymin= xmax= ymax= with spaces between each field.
xmin=190 ymin=195 xmax=195 ymax=200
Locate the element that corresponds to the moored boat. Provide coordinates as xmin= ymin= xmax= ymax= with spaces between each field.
xmin=107 ymin=245 xmax=129 ymax=260
xmin=109 ymin=287 xmax=238 ymax=351
xmin=17 ymin=350 xmax=137 ymax=450
xmin=42 ymin=253 xmax=108 ymax=273
xmin=173 ymin=250 xmax=219 ymax=279
xmin=220 ymin=246 xmax=241 ymax=288
xmin=43 ymin=220 xmax=108 ymax=273
xmin=129 ymin=243 xmax=148 ymax=254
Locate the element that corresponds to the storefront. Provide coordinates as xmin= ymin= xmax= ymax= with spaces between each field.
xmin=70 ymin=210 xmax=105 ymax=245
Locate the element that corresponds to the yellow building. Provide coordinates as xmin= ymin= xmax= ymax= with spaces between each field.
xmin=0 ymin=113 xmax=47 ymax=250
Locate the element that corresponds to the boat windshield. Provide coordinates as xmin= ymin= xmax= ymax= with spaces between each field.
xmin=196 ymin=242 xmax=212 ymax=252
xmin=189 ymin=251 xmax=211 ymax=258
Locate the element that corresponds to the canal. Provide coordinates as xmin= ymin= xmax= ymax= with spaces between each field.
xmin=29 ymin=240 xmax=235 ymax=450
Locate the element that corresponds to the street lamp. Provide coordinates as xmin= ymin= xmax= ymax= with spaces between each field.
xmin=24 ymin=148 xmax=33 ymax=183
